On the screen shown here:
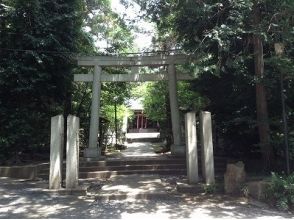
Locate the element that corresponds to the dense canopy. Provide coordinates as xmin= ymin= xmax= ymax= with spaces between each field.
xmin=0 ymin=0 xmax=293 ymax=173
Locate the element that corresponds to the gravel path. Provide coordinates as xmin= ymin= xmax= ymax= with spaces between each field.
xmin=119 ymin=142 xmax=159 ymax=157
xmin=0 ymin=177 xmax=293 ymax=219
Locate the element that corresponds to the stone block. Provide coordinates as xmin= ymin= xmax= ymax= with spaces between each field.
xmin=224 ymin=161 xmax=246 ymax=194
xmin=247 ymin=180 xmax=270 ymax=200
xmin=49 ymin=115 xmax=64 ymax=189
xmin=171 ymin=144 xmax=186 ymax=156
xmin=84 ymin=147 xmax=100 ymax=158
xmin=185 ymin=112 xmax=198 ymax=184
xmin=0 ymin=165 xmax=38 ymax=180
xmin=66 ymin=115 xmax=80 ymax=189
xmin=200 ymin=111 xmax=215 ymax=184
xmin=176 ymin=181 xmax=204 ymax=194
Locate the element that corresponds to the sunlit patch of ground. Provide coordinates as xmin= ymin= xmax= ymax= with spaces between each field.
xmin=0 ymin=177 xmax=292 ymax=219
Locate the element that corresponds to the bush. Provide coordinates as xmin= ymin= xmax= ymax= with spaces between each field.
xmin=203 ymin=184 xmax=216 ymax=194
xmin=265 ymin=172 xmax=294 ymax=211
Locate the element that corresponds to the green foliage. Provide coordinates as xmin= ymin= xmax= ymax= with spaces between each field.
xmin=0 ymin=0 xmax=136 ymax=162
xmin=1 ymin=0 xmax=293 ymax=169
xmin=101 ymin=103 xmax=132 ymax=133
xmin=140 ymin=82 xmax=167 ymax=122
xmin=241 ymin=185 xmax=250 ymax=198
xmin=265 ymin=172 xmax=294 ymax=211
xmin=83 ymin=0 xmax=135 ymax=53
xmin=136 ymin=81 xmax=204 ymax=122
xmin=72 ymin=79 xmax=135 ymax=148
xmin=109 ymin=143 xmax=127 ymax=151
xmin=70 ymin=1 xmax=136 ymax=148
xmin=0 ymin=0 xmax=86 ymax=162
xmin=137 ymin=0 xmax=294 ymax=163
xmin=203 ymin=184 xmax=216 ymax=194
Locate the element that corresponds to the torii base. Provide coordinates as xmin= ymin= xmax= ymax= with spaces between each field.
xmin=84 ymin=148 xmax=100 ymax=159
xmin=171 ymin=144 xmax=186 ymax=156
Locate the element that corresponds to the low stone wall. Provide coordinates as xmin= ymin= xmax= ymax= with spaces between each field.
xmin=0 ymin=163 xmax=48 ymax=180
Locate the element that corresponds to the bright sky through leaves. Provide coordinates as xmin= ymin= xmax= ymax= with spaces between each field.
xmin=111 ymin=0 xmax=155 ymax=51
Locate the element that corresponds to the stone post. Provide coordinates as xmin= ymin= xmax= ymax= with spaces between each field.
xmin=66 ymin=115 xmax=80 ymax=189
xmin=168 ymin=64 xmax=184 ymax=155
xmin=49 ymin=115 xmax=64 ymax=189
xmin=185 ymin=112 xmax=198 ymax=184
xmin=200 ymin=111 xmax=215 ymax=184
xmin=84 ymin=65 xmax=101 ymax=158
xmin=122 ymin=115 xmax=128 ymax=133
xmin=224 ymin=161 xmax=246 ymax=194
xmin=122 ymin=115 xmax=128 ymax=144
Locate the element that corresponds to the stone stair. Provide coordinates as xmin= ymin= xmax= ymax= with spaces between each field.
xmin=37 ymin=156 xmax=227 ymax=180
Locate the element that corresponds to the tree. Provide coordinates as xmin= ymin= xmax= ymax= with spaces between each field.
xmin=71 ymin=0 xmax=136 ymax=149
xmin=0 ymin=0 xmax=86 ymax=163
xmin=136 ymin=0 xmax=294 ymax=171
xmin=253 ymin=0 xmax=273 ymax=170
xmin=83 ymin=0 xmax=134 ymax=53
xmin=132 ymin=80 xmax=203 ymax=148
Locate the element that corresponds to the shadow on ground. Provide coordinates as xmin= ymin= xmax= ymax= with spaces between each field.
xmin=90 ymin=195 xmax=293 ymax=219
xmin=0 ymin=177 xmax=292 ymax=219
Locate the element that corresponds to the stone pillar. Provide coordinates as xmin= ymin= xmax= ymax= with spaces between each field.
xmin=66 ymin=115 xmax=80 ymax=189
xmin=168 ymin=64 xmax=184 ymax=155
xmin=49 ymin=115 xmax=64 ymax=189
xmin=185 ymin=112 xmax=198 ymax=184
xmin=200 ymin=111 xmax=215 ymax=184
xmin=122 ymin=115 xmax=128 ymax=133
xmin=84 ymin=65 xmax=101 ymax=158
xmin=141 ymin=112 xmax=144 ymax=129
xmin=224 ymin=161 xmax=246 ymax=194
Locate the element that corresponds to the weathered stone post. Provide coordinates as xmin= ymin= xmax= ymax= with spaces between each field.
xmin=168 ymin=64 xmax=184 ymax=155
xmin=200 ymin=111 xmax=215 ymax=184
xmin=84 ymin=65 xmax=101 ymax=159
xmin=66 ymin=115 xmax=80 ymax=189
xmin=185 ymin=112 xmax=198 ymax=184
xmin=224 ymin=161 xmax=246 ymax=194
xmin=122 ymin=115 xmax=128 ymax=134
xmin=49 ymin=115 xmax=64 ymax=189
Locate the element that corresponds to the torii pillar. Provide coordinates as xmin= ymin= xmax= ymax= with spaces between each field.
xmin=168 ymin=64 xmax=185 ymax=155
xmin=84 ymin=65 xmax=101 ymax=159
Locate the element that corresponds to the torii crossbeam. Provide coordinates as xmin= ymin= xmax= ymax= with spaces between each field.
xmin=75 ymin=54 xmax=194 ymax=159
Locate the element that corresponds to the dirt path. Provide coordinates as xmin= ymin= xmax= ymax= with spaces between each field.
xmin=0 ymin=177 xmax=292 ymax=219
xmin=120 ymin=142 xmax=159 ymax=157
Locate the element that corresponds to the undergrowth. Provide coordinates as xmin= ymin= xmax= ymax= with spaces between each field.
xmin=265 ymin=172 xmax=294 ymax=211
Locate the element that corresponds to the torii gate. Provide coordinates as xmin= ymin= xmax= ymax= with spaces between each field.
xmin=75 ymin=54 xmax=193 ymax=159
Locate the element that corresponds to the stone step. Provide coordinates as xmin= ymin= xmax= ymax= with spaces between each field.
xmin=42 ymin=160 xmax=226 ymax=169
xmin=79 ymin=157 xmax=227 ymax=166
xmin=79 ymin=158 xmax=186 ymax=167
xmin=40 ymin=156 xmax=227 ymax=168
xmin=38 ymin=157 xmax=227 ymax=179
xmin=39 ymin=163 xmax=225 ymax=174
xmin=37 ymin=158 xmax=185 ymax=170
xmin=39 ymin=168 xmax=187 ymax=179
xmin=39 ymin=156 xmax=227 ymax=180
xmin=38 ymin=165 xmax=227 ymax=179
xmin=80 ymin=169 xmax=187 ymax=179
xmin=39 ymin=158 xmax=226 ymax=169
xmin=40 ymin=164 xmax=186 ymax=173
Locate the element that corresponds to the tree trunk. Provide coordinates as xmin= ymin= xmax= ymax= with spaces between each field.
xmin=253 ymin=2 xmax=274 ymax=171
